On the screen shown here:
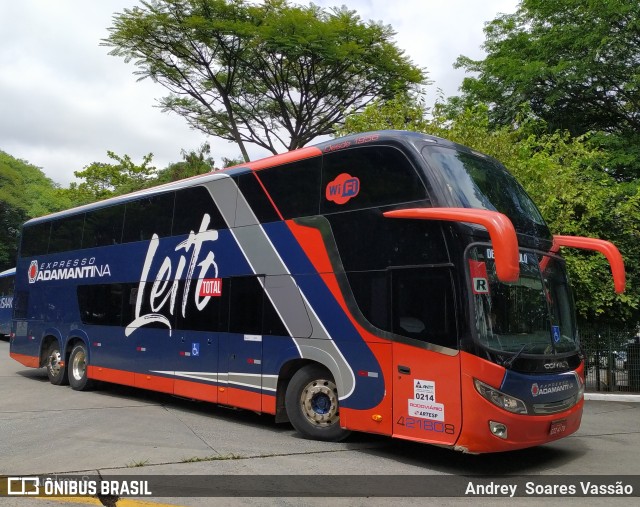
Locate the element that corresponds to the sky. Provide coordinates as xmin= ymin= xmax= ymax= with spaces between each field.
xmin=0 ymin=0 xmax=519 ymax=187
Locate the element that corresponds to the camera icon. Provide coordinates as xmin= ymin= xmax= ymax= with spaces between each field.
xmin=7 ymin=477 xmax=40 ymax=495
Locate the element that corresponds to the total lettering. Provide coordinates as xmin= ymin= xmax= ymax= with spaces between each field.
xmin=125 ymin=214 xmax=219 ymax=336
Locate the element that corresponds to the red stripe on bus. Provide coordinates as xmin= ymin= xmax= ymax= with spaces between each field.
xmin=245 ymin=147 xmax=322 ymax=171
xmin=10 ymin=352 xmax=40 ymax=368
xmin=87 ymin=365 xmax=135 ymax=386
xmin=174 ymin=379 xmax=218 ymax=403
xmin=252 ymin=171 xmax=284 ymax=221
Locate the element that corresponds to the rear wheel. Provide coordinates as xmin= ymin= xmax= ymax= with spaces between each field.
xmin=285 ymin=364 xmax=350 ymax=442
xmin=45 ymin=342 xmax=68 ymax=386
xmin=68 ymin=343 xmax=94 ymax=391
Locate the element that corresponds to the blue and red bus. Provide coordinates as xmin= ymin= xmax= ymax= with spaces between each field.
xmin=10 ymin=131 xmax=625 ymax=453
xmin=0 ymin=267 xmax=15 ymax=337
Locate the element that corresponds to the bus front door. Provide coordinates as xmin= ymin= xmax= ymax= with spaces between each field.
xmin=390 ymin=267 xmax=462 ymax=446
xmin=392 ymin=343 xmax=462 ymax=445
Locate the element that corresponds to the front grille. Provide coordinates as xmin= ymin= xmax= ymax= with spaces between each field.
xmin=533 ymin=395 xmax=578 ymax=414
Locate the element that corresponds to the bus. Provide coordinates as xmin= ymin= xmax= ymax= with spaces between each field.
xmin=9 ymin=130 xmax=625 ymax=453
xmin=0 ymin=267 xmax=15 ymax=337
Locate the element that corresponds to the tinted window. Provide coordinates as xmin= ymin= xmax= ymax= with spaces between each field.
xmin=237 ymin=172 xmax=281 ymax=223
xmin=327 ymin=209 xmax=449 ymax=271
xmin=173 ymin=186 xmax=227 ymax=235
xmin=0 ymin=275 xmax=14 ymax=296
xmin=48 ymin=214 xmax=85 ymax=254
xmin=227 ymin=276 xmax=288 ymax=336
xmin=13 ymin=290 xmax=28 ymax=319
xmin=229 ymin=276 xmax=263 ymax=335
xmin=321 ymin=146 xmax=427 ymax=213
xmin=346 ymin=270 xmax=390 ymax=332
xmin=422 ymin=145 xmax=551 ymax=239
xmin=391 ymin=267 xmax=457 ymax=348
xmin=83 ymin=205 xmax=125 ymax=248
xmin=21 ymin=222 xmax=51 ymax=257
xmin=77 ymin=283 xmax=134 ymax=326
xmin=122 ymin=193 xmax=175 ymax=243
xmin=175 ymin=278 xmax=228 ymax=332
xmin=257 ymin=157 xmax=322 ymax=219
xmin=262 ymin=292 xmax=288 ymax=336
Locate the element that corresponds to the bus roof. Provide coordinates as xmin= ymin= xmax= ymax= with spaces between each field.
xmin=0 ymin=268 xmax=16 ymax=278
xmin=23 ymin=130 xmax=474 ymax=226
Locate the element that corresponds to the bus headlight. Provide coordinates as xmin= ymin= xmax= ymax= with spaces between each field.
xmin=474 ymin=379 xmax=528 ymax=414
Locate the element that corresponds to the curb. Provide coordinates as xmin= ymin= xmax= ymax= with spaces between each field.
xmin=584 ymin=393 xmax=640 ymax=403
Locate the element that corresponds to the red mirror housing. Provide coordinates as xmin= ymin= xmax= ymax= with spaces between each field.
xmin=552 ymin=235 xmax=626 ymax=294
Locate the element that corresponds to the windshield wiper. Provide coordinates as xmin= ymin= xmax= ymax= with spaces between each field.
xmin=502 ymin=343 xmax=531 ymax=370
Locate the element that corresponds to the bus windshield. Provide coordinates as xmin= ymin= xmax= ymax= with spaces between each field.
xmin=421 ymin=145 xmax=551 ymax=240
xmin=468 ymin=246 xmax=577 ymax=356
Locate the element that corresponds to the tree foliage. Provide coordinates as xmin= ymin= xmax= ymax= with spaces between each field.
xmin=0 ymin=151 xmax=73 ymax=270
xmin=104 ymin=0 xmax=426 ymax=161
xmin=65 ymin=151 xmax=156 ymax=204
xmin=153 ymin=142 xmax=238 ymax=183
xmin=338 ymin=97 xmax=640 ymax=325
xmin=454 ymin=0 xmax=640 ymax=179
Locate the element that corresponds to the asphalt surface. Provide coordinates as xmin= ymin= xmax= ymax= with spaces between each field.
xmin=1 ymin=338 xmax=638 ymax=506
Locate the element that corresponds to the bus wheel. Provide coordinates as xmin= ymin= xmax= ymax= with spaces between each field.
xmin=285 ymin=364 xmax=350 ymax=442
xmin=68 ymin=343 xmax=94 ymax=391
xmin=45 ymin=342 xmax=68 ymax=386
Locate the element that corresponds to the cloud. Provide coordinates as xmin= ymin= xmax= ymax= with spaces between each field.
xmin=0 ymin=0 xmax=518 ymax=186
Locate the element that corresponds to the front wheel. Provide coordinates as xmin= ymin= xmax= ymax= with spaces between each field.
xmin=68 ymin=343 xmax=94 ymax=391
xmin=45 ymin=342 xmax=68 ymax=386
xmin=285 ymin=364 xmax=350 ymax=442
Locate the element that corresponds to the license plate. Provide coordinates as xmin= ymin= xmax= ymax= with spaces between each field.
xmin=549 ymin=419 xmax=568 ymax=436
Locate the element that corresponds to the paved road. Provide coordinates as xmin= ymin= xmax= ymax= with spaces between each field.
xmin=1 ymin=338 xmax=638 ymax=506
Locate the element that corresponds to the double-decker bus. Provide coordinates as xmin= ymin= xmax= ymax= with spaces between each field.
xmin=10 ymin=131 xmax=625 ymax=453
xmin=0 ymin=267 xmax=15 ymax=337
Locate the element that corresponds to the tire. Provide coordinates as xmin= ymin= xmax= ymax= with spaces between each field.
xmin=68 ymin=343 xmax=94 ymax=391
xmin=45 ymin=342 xmax=68 ymax=386
xmin=285 ymin=364 xmax=350 ymax=442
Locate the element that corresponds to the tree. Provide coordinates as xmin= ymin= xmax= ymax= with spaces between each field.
xmin=0 ymin=151 xmax=73 ymax=270
xmin=338 ymin=97 xmax=640 ymax=325
xmin=155 ymin=142 xmax=216 ymax=183
xmin=67 ymin=151 xmax=156 ymax=203
xmin=454 ymin=0 xmax=640 ymax=179
xmin=103 ymin=0 xmax=426 ymax=161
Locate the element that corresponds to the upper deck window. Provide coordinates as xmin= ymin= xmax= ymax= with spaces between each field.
xmin=321 ymin=145 xmax=427 ymax=214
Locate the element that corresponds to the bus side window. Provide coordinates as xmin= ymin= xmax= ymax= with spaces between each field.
xmin=122 ymin=193 xmax=175 ymax=243
xmin=77 ymin=284 xmax=127 ymax=326
xmin=321 ymin=145 xmax=427 ymax=214
xmin=13 ymin=291 xmax=29 ymax=319
xmin=83 ymin=205 xmax=125 ymax=248
xmin=236 ymin=172 xmax=281 ymax=225
xmin=229 ymin=276 xmax=263 ymax=335
xmin=49 ymin=214 xmax=85 ymax=254
xmin=175 ymin=278 xmax=227 ymax=332
xmin=256 ymin=157 xmax=322 ymax=219
xmin=345 ymin=270 xmax=390 ymax=333
xmin=21 ymin=222 xmax=51 ymax=257
xmin=228 ymin=276 xmax=289 ymax=336
xmin=391 ymin=267 xmax=457 ymax=348
xmin=173 ymin=186 xmax=228 ymax=235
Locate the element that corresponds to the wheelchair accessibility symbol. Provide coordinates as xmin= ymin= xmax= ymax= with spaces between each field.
xmin=192 ymin=343 xmax=200 ymax=357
